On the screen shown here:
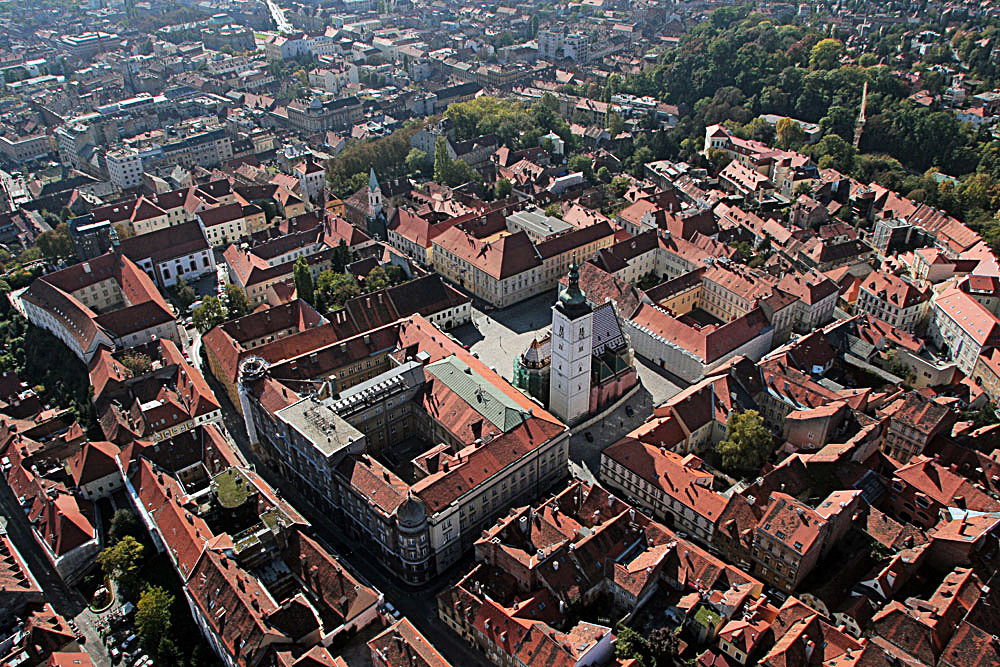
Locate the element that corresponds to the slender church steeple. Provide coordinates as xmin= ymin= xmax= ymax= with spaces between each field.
xmin=549 ymin=264 xmax=594 ymax=424
xmin=368 ymin=168 xmax=383 ymax=220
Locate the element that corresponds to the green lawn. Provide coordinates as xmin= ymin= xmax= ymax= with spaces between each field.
xmin=213 ymin=469 xmax=252 ymax=508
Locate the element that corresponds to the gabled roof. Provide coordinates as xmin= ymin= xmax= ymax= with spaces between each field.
xmin=933 ymin=286 xmax=1000 ymax=346
xmin=756 ymin=492 xmax=827 ymax=556
xmin=67 ymin=440 xmax=120 ymax=487
xmin=432 ymin=227 xmax=541 ymax=280
xmin=119 ymin=220 xmax=210 ymax=266
xmin=367 ymin=618 xmax=451 ymax=667
xmin=197 ymin=202 xmax=244 ymax=227
xmin=894 ymin=455 xmax=1000 ymax=512
xmin=630 ymin=303 xmax=772 ymax=364
xmin=603 ymin=437 xmax=727 ymax=523
xmin=860 ymin=271 xmax=929 ymax=309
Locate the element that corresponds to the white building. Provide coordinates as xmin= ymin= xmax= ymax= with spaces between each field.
xmin=537 ymin=30 xmax=564 ymax=59
xmin=295 ymin=160 xmax=326 ymax=203
xmin=857 ymin=271 xmax=930 ymax=333
xmin=549 ymin=265 xmax=593 ymax=424
xmin=107 ymin=148 xmax=143 ymax=190
xmin=929 ymin=286 xmax=1000 ymax=374
xmin=119 ymin=221 xmax=216 ymax=289
xmin=308 ymin=61 xmax=358 ymax=94
xmin=563 ymin=33 xmax=591 ymax=63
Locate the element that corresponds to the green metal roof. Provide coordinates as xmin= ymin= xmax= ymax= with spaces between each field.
xmin=427 ymin=355 xmax=528 ymax=432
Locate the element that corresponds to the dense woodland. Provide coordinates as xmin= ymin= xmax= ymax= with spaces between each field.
xmin=612 ymin=10 xmax=1000 ymax=242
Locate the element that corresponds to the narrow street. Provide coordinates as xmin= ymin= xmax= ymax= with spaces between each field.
xmin=265 ymin=0 xmax=293 ymax=34
xmin=187 ymin=292 xmax=688 ymax=665
xmin=207 ymin=369 xmax=491 ymax=666
xmin=0 ymin=480 xmax=110 ymax=667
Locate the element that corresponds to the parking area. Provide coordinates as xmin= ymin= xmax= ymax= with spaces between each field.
xmin=93 ymin=603 xmax=149 ymax=667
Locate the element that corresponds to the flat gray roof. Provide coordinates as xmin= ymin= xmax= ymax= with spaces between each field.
xmin=507 ymin=208 xmax=574 ymax=237
xmin=276 ymin=396 xmax=364 ymax=459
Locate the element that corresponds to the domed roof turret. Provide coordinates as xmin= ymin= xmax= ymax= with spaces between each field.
xmin=397 ymin=492 xmax=427 ymax=530
xmin=556 ymin=264 xmax=591 ymax=319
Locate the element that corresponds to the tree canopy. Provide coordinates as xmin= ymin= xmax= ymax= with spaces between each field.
xmin=136 ymin=586 xmax=174 ymax=655
xmin=293 ymin=257 xmax=314 ymax=305
xmin=585 ymin=11 xmax=1000 ymax=251
xmin=433 ymin=136 xmax=479 ymax=187
xmin=223 ymin=284 xmax=251 ymax=319
xmin=119 ymin=352 xmax=152 ymax=376
xmin=326 ymin=121 xmax=422 ymax=197
xmin=718 ymin=409 xmax=774 ymax=475
xmin=36 ymin=223 xmax=74 ymax=261
xmin=314 ymin=271 xmax=361 ymax=314
xmin=108 ymin=509 xmax=145 ymax=546
xmin=809 ymin=38 xmax=844 ymax=70
xmin=98 ymin=535 xmax=144 ymax=593
xmin=446 ymin=94 xmax=574 ymax=151
xmin=169 ymin=279 xmax=197 ymax=312
xmin=192 ymin=296 xmax=227 ymax=333
xmin=495 ymin=177 xmax=513 ymax=199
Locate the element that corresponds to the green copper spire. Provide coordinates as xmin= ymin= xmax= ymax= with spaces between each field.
xmin=556 ymin=263 xmax=591 ymax=318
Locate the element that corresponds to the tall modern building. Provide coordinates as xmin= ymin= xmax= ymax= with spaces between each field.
xmin=549 ymin=264 xmax=593 ymax=423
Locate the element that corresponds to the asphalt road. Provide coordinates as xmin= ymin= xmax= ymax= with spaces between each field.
xmin=186 ymin=293 xmax=687 ymax=665
xmin=266 ymin=0 xmax=293 ymax=33
xmin=0 ymin=476 xmax=110 ymax=666
xmin=205 ymin=373 xmax=490 ymax=666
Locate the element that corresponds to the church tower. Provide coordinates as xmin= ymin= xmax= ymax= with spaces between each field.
xmin=549 ymin=264 xmax=593 ymax=424
xmin=368 ymin=168 xmax=383 ymax=220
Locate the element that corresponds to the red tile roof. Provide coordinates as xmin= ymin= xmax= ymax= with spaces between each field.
xmin=933 ymin=287 xmax=1000 ymax=347
xmin=860 ymin=270 xmax=930 ymax=309
xmin=631 ymin=303 xmax=772 ymax=364
xmin=432 ymin=227 xmax=541 ymax=280
xmin=756 ymin=492 xmax=827 ymax=556
xmin=368 ymin=618 xmax=452 ymax=667
xmin=894 ymin=455 xmax=1000 ymax=513
xmin=67 ymin=440 xmax=120 ymax=487
xmin=605 ymin=437 xmax=728 ymax=523
xmin=389 ymin=208 xmax=459 ymax=248
xmin=197 ymin=202 xmax=244 ymax=228
xmin=119 ymin=221 xmax=210 ymax=267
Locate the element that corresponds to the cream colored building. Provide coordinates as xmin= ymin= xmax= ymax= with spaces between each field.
xmin=238 ymin=317 xmax=570 ymax=585
xmin=197 ymin=203 xmax=248 ymax=248
xmin=431 ymin=223 xmax=615 ymax=308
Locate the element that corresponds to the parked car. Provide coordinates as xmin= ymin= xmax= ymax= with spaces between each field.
xmin=625 ymin=404 xmax=634 ymax=417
